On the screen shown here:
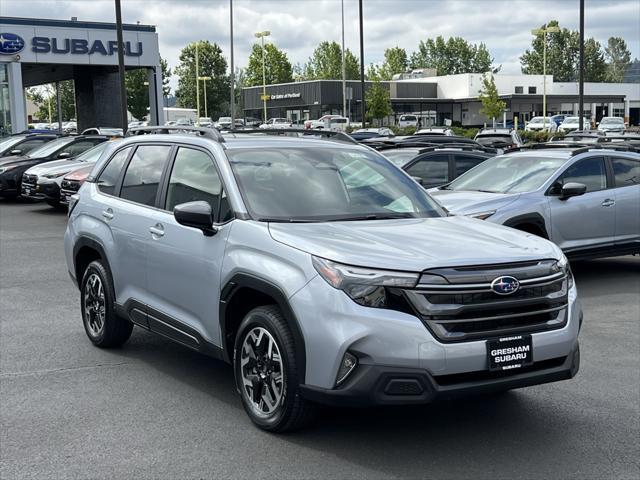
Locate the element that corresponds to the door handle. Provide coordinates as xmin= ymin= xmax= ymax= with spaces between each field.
xmin=102 ymin=208 xmax=114 ymax=220
xmin=601 ymin=199 xmax=615 ymax=207
xmin=149 ymin=223 xmax=165 ymax=237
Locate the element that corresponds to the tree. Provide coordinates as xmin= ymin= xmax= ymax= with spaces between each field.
xmin=174 ymin=40 xmax=230 ymax=119
xmin=365 ymin=79 xmax=392 ymax=125
xmin=159 ymin=56 xmax=171 ymax=97
xmin=124 ymin=68 xmax=149 ymax=121
xmin=604 ymin=37 xmax=632 ymax=83
xmin=27 ymin=81 xmax=76 ymax=122
xmin=245 ymin=42 xmax=293 ymax=87
xmin=302 ymin=41 xmax=360 ymax=80
xmin=409 ymin=36 xmax=493 ymax=74
xmin=520 ymin=20 xmax=607 ymax=82
xmin=478 ymin=74 xmax=506 ymax=127
xmin=379 ymin=47 xmax=408 ymax=80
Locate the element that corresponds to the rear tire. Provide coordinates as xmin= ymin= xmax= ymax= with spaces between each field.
xmin=234 ymin=305 xmax=316 ymax=432
xmin=80 ymin=260 xmax=133 ymax=348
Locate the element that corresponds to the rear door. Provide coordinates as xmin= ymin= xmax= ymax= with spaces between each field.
xmin=547 ymin=156 xmax=616 ymax=252
xmin=609 ymin=155 xmax=640 ymax=246
xmin=403 ymin=153 xmax=450 ymax=188
xmin=145 ymin=146 xmax=233 ymax=347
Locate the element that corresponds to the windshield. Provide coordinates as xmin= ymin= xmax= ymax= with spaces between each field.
xmin=529 ymin=117 xmax=550 ymax=124
xmin=74 ymin=141 xmax=111 ymax=163
xmin=227 ymin=147 xmax=443 ymax=222
xmin=27 ymin=137 xmax=75 ymax=158
xmin=563 ymin=117 xmax=579 ymax=124
xmin=446 ymin=154 xmax=566 ymax=193
xmin=601 ymin=118 xmax=623 ymax=124
xmin=0 ymin=136 xmax=25 ymax=152
xmin=380 ymin=149 xmax=421 ymax=167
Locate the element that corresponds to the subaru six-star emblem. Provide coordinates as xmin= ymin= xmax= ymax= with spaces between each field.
xmin=0 ymin=33 xmax=25 ymax=55
xmin=491 ymin=276 xmax=520 ymax=295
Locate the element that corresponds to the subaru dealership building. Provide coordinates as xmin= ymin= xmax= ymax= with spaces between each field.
xmin=0 ymin=16 xmax=164 ymax=134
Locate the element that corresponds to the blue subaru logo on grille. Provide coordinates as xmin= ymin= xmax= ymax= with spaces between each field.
xmin=0 ymin=33 xmax=25 ymax=55
xmin=491 ymin=276 xmax=520 ymax=295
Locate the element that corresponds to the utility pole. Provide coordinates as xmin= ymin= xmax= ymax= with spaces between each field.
xmin=114 ymin=0 xmax=128 ymax=133
xmin=358 ymin=0 xmax=365 ymax=126
xmin=230 ymin=0 xmax=235 ymax=127
xmin=341 ymin=0 xmax=347 ymax=118
xmin=198 ymin=76 xmax=212 ymax=118
xmin=531 ymin=25 xmax=560 ymax=132
xmin=578 ymin=0 xmax=585 ymax=131
xmin=195 ymin=41 xmax=200 ymax=125
xmin=255 ymin=31 xmax=271 ymax=123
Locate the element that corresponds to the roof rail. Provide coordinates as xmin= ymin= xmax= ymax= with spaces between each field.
xmin=126 ymin=125 xmax=225 ymax=142
xmin=225 ymin=128 xmax=359 ymax=144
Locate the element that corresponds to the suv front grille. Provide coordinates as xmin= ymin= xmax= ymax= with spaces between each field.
xmin=404 ymin=260 xmax=569 ymax=342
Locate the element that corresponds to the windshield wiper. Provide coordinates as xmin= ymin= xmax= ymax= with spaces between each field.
xmin=257 ymin=217 xmax=319 ymax=223
xmin=330 ymin=213 xmax=416 ymax=221
xmin=475 ymin=189 xmax=499 ymax=193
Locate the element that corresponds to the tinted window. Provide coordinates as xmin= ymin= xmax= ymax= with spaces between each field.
xmin=455 ymin=155 xmax=486 ymax=177
xmin=26 ymin=137 xmax=75 ymax=158
xmin=120 ymin=145 xmax=171 ymax=207
xmin=558 ymin=157 xmax=607 ymax=192
xmin=166 ymin=147 xmax=222 ymax=214
xmin=97 ymin=147 xmax=132 ymax=196
xmin=62 ymin=139 xmax=103 ymax=157
xmin=515 ymin=86 xmax=523 ymax=94
xmin=15 ymin=138 xmax=51 ymax=155
xmin=405 ymin=154 xmax=449 ymax=186
xmin=612 ymin=157 xmax=640 ymax=187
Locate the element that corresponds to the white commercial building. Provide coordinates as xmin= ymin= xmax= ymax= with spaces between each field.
xmin=0 ymin=16 xmax=164 ymax=135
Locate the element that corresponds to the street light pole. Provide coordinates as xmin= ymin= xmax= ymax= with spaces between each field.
xmin=255 ymin=31 xmax=271 ymax=123
xmin=198 ymin=76 xmax=212 ymax=119
xmin=230 ymin=0 xmax=235 ymax=127
xmin=578 ymin=0 xmax=585 ymax=131
xmin=341 ymin=0 xmax=347 ymax=118
xmin=195 ymin=41 xmax=200 ymax=125
xmin=358 ymin=0 xmax=366 ymax=126
xmin=531 ymin=25 xmax=560 ymax=132
xmin=114 ymin=0 xmax=128 ymax=133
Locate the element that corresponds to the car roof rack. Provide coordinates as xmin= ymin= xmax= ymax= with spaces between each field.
xmin=126 ymin=125 xmax=225 ymax=143
xmin=224 ymin=128 xmax=359 ymax=145
xmin=518 ymin=142 xmax=638 ymax=155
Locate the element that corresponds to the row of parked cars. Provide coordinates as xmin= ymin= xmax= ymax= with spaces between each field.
xmin=3 ymin=124 xmax=638 ymax=433
xmin=524 ymin=115 xmax=627 ymax=134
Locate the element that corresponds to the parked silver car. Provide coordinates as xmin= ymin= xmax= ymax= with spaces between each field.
xmin=64 ymin=127 xmax=581 ymax=431
xmin=597 ymin=117 xmax=626 ymax=134
xmin=430 ymin=146 xmax=640 ymax=259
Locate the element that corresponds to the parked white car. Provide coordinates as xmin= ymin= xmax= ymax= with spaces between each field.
xmin=398 ymin=114 xmax=419 ymax=129
xmin=259 ymin=118 xmax=292 ymax=129
xmin=415 ymin=126 xmax=454 ymax=136
xmin=525 ymin=117 xmax=558 ymax=133
xmin=597 ymin=117 xmax=626 ymax=134
xmin=304 ymin=114 xmax=341 ymax=130
xmin=558 ymin=116 xmax=591 ymax=133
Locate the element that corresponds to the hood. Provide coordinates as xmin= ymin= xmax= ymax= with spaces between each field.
xmin=268 ymin=216 xmax=559 ymax=272
xmin=25 ymin=159 xmax=87 ymax=176
xmin=428 ymin=189 xmax=520 ymax=214
xmin=0 ymin=154 xmax=30 ymax=168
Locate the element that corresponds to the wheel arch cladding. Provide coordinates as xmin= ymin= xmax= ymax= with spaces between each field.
xmin=73 ymin=237 xmax=109 ymax=287
xmin=504 ymin=212 xmax=549 ymax=239
xmin=220 ymin=273 xmax=306 ymax=383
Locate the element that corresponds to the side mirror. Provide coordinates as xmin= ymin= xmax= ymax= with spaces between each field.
xmin=57 ymin=152 xmax=72 ymax=159
xmin=174 ymin=201 xmax=218 ymax=236
xmin=560 ymin=182 xmax=587 ymax=200
xmin=9 ymin=149 xmax=22 ymax=155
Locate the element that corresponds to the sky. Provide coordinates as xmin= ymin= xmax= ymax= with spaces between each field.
xmin=1 ymin=0 xmax=639 ymax=91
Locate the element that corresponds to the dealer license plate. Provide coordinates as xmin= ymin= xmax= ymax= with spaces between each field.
xmin=487 ymin=335 xmax=533 ymax=371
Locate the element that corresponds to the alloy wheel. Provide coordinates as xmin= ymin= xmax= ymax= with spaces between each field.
xmin=83 ymin=273 xmax=105 ymax=337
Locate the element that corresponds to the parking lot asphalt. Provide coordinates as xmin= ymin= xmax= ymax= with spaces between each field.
xmin=1 ymin=199 xmax=639 ymax=480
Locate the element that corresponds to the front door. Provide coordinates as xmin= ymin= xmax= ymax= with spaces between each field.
xmin=146 ymin=146 xmax=233 ymax=347
xmin=610 ymin=156 xmax=640 ymax=246
xmin=548 ymin=156 xmax=616 ymax=252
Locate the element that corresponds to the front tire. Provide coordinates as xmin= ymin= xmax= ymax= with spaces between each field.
xmin=234 ymin=305 xmax=315 ymax=432
xmin=80 ymin=260 xmax=133 ymax=348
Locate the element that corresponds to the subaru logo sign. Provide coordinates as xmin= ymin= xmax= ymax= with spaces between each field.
xmin=0 ymin=33 xmax=25 ymax=55
xmin=491 ymin=276 xmax=520 ymax=295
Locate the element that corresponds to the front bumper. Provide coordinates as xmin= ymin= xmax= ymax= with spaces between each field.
xmin=291 ymin=274 xmax=582 ymax=398
xmin=301 ymin=343 xmax=580 ymax=406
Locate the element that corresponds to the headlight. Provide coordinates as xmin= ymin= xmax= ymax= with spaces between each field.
xmin=0 ymin=165 xmax=16 ymax=174
xmin=312 ymin=256 xmax=418 ymax=308
xmin=43 ymin=171 xmax=71 ymax=179
xmin=555 ymin=254 xmax=574 ymax=290
xmin=466 ymin=210 xmax=496 ymax=220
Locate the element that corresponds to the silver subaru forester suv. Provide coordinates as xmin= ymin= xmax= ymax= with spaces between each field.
xmin=64 ymin=127 xmax=581 ymax=432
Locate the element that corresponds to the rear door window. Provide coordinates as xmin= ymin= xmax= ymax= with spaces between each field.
xmin=120 ymin=145 xmax=172 ymax=207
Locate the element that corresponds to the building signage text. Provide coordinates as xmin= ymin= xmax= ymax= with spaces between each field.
xmin=32 ymin=37 xmax=143 ymax=57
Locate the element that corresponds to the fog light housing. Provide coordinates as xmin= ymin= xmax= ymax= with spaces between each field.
xmin=336 ymin=352 xmax=358 ymax=386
